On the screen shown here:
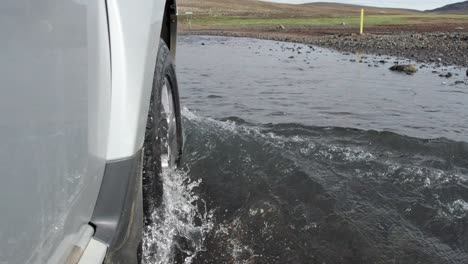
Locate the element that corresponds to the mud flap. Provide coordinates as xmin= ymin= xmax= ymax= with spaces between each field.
xmin=90 ymin=150 xmax=144 ymax=264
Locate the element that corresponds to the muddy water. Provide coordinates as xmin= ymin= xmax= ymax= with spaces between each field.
xmin=145 ymin=35 xmax=468 ymax=264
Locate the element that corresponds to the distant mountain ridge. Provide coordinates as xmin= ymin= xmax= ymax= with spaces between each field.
xmin=428 ymin=1 xmax=468 ymax=13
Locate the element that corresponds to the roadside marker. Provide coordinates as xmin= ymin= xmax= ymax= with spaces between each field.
xmin=360 ymin=8 xmax=364 ymax=34
xmin=185 ymin=11 xmax=193 ymax=29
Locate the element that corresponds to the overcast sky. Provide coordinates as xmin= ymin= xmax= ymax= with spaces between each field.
xmin=265 ymin=1 xmax=461 ymax=10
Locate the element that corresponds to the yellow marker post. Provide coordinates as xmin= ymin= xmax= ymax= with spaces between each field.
xmin=360 ymin=8 xmax=364 ymax=34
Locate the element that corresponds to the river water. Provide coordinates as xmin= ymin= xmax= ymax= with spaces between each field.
xmin=145 ymin=35 xmax=468 ymax=264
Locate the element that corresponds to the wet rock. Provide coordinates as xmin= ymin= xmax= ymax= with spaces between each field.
xmin=207 ymin=95 xmax=223 ymax=99
xmin=389 ymin=64 xmax=418 ymax=75
xmin=439 ymin=72 xmax=453 ymax=78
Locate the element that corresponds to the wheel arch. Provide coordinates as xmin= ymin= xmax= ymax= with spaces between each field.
xmin=105 ymin=0 xmax=178 ymax=161
xmin=160 ymin=0 xmax=178 ymax=60
xmin=89 ymin=1 xmax=178 ymax=261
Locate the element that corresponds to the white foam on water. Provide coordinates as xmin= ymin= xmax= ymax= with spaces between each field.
xmin=143 ymin=168 xmax=214 ymax=264
xmin=310 ymin=144 xmax=376 ymax=162
xmin=389 ymin=165 xmax=466 ymax=188
xmin=181 ymin=107 xmax=200 ymax=122
xmin=228 ymin=238 xmax=257 ymax=264
xmin=440 ymin=199 xmax=468 ymax=219
xmin=214 ymin=217 xmax=259 ymax=264
xmin=183 ymin=108 xmax=377 ymax=162
xmin=183 ymin=107 xmax=261 ymax=136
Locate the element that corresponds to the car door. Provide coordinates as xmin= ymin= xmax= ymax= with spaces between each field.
xmin=0 ymin=0 xmax=111 ymax=262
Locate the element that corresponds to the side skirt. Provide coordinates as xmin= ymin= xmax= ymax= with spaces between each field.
xmin=90 ymin=150 xmax=143 ymax=264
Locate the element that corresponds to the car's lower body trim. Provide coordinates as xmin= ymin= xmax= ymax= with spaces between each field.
xmin=90 ymin=149 xmax=143 ymax=264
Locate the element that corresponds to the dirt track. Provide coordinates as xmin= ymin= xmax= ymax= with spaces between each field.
xmin=180 ymin=24 xmax=468 ymax=67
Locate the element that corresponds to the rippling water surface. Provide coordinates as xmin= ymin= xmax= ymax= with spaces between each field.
xmin=145 ymin=35 xmax=468 ymax=264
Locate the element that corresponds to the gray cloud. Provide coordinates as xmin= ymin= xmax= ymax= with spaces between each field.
xmin=265 ymin=0 xmax=461 ymax=10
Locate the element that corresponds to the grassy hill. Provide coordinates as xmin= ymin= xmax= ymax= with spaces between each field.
xmin=179 ymin=0 xmax=468 ymax=27
xmin=299 ymin=2 xmax=420 ymax=16
xmin=179 ymin=0 xmax=420 ymax=17
xmin=429 ymin=1 xmax=468 ymax=13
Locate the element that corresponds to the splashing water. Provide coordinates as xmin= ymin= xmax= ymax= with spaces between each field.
xmin=143 ymin=168 xmax=214 ymax=264
xmin=176 ymin=108 xmax=468 ymax=264
xmin=168 ymin=36 xmax=468 ymax=263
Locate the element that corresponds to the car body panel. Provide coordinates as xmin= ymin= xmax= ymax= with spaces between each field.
xmin=106 ymin=0 xmax=166 ymax=161
xmin=0 ymin=0 xmax=111 ymax=263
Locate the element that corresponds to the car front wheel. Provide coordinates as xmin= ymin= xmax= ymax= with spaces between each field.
xmin=140 ymin=39 xmax=183 ymax=261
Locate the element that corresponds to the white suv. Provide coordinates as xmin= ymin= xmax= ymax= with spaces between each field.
xmin=0 ymin=1 xmax=182 ymax=263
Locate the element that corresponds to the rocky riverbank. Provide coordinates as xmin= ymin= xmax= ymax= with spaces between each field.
xmin=309 ymin=32 xmax=468 ymax=67
xmin=180 ymin=25 xmax=468 ymax=68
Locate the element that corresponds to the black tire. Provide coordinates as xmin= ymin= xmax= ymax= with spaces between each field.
xmin=142 ymin=39 xmax=183 ymax=227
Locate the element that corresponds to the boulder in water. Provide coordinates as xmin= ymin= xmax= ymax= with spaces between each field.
xmin=389 ymin=64 xmax=418 ymax=75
